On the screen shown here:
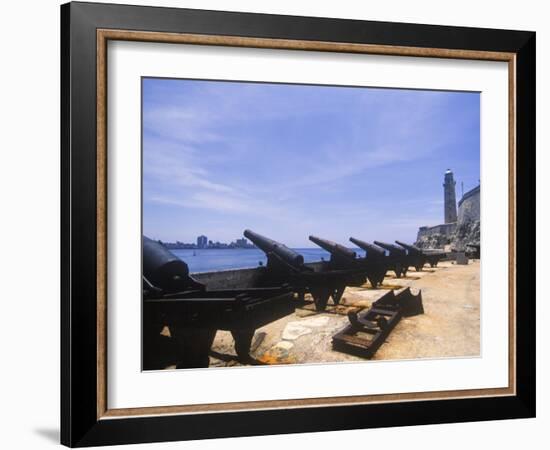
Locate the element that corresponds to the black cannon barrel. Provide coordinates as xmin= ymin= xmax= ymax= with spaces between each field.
xmin=349 ymin=238 xmax=385 ymax=257
xmin=309 ymin=235 xmax=357 ymax=260
xmin=143 ymin=236 xmax=192 ymax=290
xmin=395 ymin=240 xmax=422 ymax=254
xmin=244 ymin=229 xmax=304 ymax=267
xmin=373 ymin=240 xmax=406 ymax=254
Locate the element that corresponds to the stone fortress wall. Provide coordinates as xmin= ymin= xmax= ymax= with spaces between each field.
xmin=416 ymin=171 xmax=480 ymax=250
xmin=457 ymin=185 xmax=480 ymax=224
xmin=452 ymin=185 xmax=480 ymax=251
xmin=417 ymin=223 xmax=456 ymax=240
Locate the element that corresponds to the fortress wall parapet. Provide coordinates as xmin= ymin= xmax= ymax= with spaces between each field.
xmin=417 ymin=222 xmax=456 ymax=241
xmin=457 ymin=185 xmax=480 ymax=224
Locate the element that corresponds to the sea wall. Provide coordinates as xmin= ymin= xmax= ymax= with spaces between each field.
xmin=192 ymin=261 xmax=325 ymax=289
xmin=192 ymin=267 xmax=262 ymax=289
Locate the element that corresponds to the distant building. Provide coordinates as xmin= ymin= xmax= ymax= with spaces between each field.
xmin=197 ymin=235 xmax=208 ymax=248
xmin=443 ymin=169 xmax=458 ymax=224
xmin=234 ymin=238 xmax=249 ymax=248
xmin=161 ymin=235 xmax=255 ymax=250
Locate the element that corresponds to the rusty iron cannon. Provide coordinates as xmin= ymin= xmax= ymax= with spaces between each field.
xmin=309 ymin=235 xmax=387 ymax=288
xmin=142 ymin=236 xmax=295 ymax=370
xmin=243 ymin=229 xmax=306 ymax=276
xmin=395 ymin=240 xmax=446 ymax=270
xmin=309 ymin=235 xmax=358 ymax=266
xmin=245 ymin=230 xmax=363 ymax=311
xmin=372 ymin=240 xmax=410 ymax=277
xmin=394 ymin=240 xmax=426 ymax=271
xmin=419 ymin=248 xmax=448 ymax=266
xmin=348 ymin=238 xmax=389 ymax=287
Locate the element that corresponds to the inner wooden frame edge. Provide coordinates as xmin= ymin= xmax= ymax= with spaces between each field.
xmin=96 ymin=29 xmax=517 ymax=419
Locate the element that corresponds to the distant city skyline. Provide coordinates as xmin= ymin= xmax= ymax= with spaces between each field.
xmin=161 ymin=235 xmax=255 ymax=250
xmin=143 ymin=78 xmax=480 ymax=247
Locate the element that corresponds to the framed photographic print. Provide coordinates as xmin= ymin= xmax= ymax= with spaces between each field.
xmin=61 ymin=1 xmax=536 ymax=447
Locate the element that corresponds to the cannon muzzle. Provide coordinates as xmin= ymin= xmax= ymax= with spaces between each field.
xmin=143 ymin=236 xmax=204 ymax=293
xmin=309 ymin=235 xmax=356 ymax=260
xmin=244 ymin=229 xmax=304 ymax=268
xmin=349 ymin=238 xmax=385 ymax=258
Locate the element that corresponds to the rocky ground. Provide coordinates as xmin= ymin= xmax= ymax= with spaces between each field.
xmin=452 ymin=220 xmax=480 ymax=251
xmin=205 ymin=259 xmax=480 ymax=367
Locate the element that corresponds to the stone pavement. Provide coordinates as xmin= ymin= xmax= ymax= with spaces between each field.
xmin=208 ymin=260 xmax=480 ymax=367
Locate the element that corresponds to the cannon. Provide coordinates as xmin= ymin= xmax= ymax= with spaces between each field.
xmin=143 ymin=236 xmax=204 ymax=292
xmin=394 ymin=240 xmax=426 ymax=271
xmin=309 ymin=235 xmax=387 ymax=288
xmin=349 ymin=238 xmax=389 ymax=287
xmin=245 ymin=230 xmax=361 ymax=311
xmin=309 ymin=235 xmax=358 ymax=265
xmin=142 ymin=236 xmax=295 ymax=370
xmin=395 ymin=240 xmax=446 ymax=269
xmin=373 ymin=240 xmax=409 ymax=277
xmin=244 ymin=229 xmax=305 ymax=274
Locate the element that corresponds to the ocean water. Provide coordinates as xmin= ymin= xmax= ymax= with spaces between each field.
xmin=171 ymin=247 xmax=365 ymax=273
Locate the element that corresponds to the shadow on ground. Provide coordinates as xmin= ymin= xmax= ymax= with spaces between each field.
xmin=34 ymin=428 xmax=59 ymax=444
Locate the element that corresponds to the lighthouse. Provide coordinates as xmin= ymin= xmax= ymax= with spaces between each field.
xmin=443 ymin=169 xmax=457 ymax=223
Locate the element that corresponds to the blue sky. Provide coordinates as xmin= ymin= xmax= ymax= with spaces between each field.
xmin=143 ymin=78 xmax=479 ymax=247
